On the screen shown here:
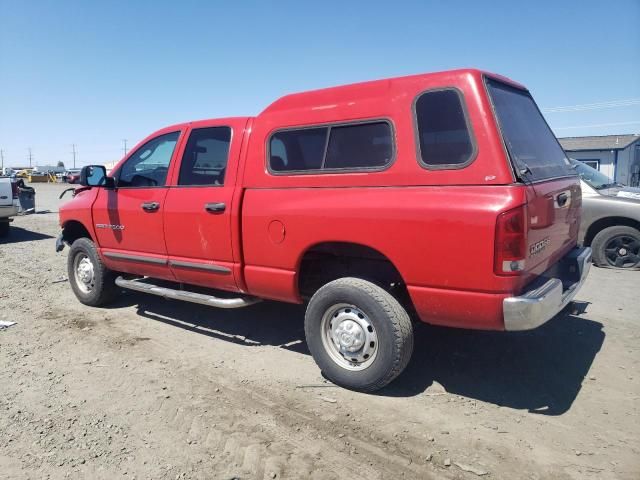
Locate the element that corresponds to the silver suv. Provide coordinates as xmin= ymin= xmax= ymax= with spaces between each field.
xmin=573 ymin=159 xmax=640 ymax=269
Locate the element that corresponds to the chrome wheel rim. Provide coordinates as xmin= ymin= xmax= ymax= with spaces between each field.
xmin=73 ymin=253 xmax=95 ymax=294
xmin=320 ymin=303 xmax=378 ymax=371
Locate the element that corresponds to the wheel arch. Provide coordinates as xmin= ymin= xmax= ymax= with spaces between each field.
xmin=61 ymin=219 xmax=94 ymax=244
xmin=583 ymin=216 xmax=640 ymax=246
xmin=295 ymin=241 xmax=415 ymax=314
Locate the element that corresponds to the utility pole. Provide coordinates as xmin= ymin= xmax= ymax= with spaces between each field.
xmin=72 ymin=144 xmax=77 ymax=168
xmin=122 ymin=139 xmax=128 ymax=157
xmin=28 ymin=148 xmax=33 ymax=168
xmin=1 ymin=149 xmax=4 ymax=172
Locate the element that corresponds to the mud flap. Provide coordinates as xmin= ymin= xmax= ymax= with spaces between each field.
xmin=55 ymin=233 xmax=65 ymax=252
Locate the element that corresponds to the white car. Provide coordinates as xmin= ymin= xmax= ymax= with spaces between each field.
xmin=0 ymin=176 xmax=19 ymax=237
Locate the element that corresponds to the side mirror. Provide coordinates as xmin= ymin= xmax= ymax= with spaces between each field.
xmin=79 ymin=165 xmax=114 ymax=188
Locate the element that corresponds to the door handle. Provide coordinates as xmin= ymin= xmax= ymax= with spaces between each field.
xmin=555 ymin=192 xmax=569 ymax=208
xmin=141 ymin=201 xmax=160 ymax=212
xmin=204 ymin=202 xmax=226 ymax=213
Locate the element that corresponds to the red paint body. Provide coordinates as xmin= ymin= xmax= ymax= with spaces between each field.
xmin=59 ymin=69 xmax=581 ymax=330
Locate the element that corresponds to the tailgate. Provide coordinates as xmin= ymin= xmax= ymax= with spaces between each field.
xmin=485 ymin=77 xmax=581 ymax=275
xmin=525 ymin=177 xmax=581 ymax=273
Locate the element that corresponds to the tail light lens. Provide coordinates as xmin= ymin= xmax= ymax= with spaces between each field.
xmin=494 ymin=205 xmax=527 ymax=275
xmin=11 ymin=181 xmax=18 ymax=199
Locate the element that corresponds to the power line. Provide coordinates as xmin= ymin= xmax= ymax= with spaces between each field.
xmin=542 ymin=98 xmax=640 ymax=113
xmin=553 ymin=120 xmax=640 ymax=131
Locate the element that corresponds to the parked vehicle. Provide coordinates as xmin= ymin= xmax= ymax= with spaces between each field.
xmin=571 ymin=159 xmax=640 ymax=269
xmin=0 ymin=176 xmax=19 ymax=237
xmin=33 ymin=165 xmax=66 ymax=175
xmin=57 ymin=69 xmax=591 ymax=391
xmin=65 ymin=169 xmax=82 ymax=184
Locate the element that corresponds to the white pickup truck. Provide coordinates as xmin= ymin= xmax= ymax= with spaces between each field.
xmin=0 ymin=176 xmax=19 ymax=237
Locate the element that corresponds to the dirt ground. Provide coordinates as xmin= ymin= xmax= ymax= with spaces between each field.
xmin=1 ymin=183 xmax=638 ymax=480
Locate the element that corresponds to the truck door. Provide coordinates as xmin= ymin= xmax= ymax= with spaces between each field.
xmin=93 ymin=129 xmax=184 ymax=280
xmin=163 ymin=119 xmax=248 ymax=291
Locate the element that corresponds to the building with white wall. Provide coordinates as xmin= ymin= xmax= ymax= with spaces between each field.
xmin=559 ymin=134 xmax=640 ymax=187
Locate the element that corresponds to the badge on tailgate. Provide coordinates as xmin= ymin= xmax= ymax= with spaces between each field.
xmin=529 ymin=237 xmax=550 ymax=257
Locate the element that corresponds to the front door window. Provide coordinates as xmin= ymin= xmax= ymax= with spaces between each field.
xmin=117 ymin=132 xmax=180 ymax=187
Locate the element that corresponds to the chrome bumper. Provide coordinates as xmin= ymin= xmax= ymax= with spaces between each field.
xmin=0 ymin=205 xmax=19 ymax=218
xmin=503 ymin=246 xmax=592 ymax=331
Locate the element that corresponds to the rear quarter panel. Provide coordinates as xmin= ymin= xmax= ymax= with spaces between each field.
xmin=242 ymin=186 xmax=527 ymax=320
xmin=580 ymin=193 xmax=640 ymax=243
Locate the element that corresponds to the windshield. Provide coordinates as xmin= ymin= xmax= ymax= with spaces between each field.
xmin=486 ymin=78 xmax=575 ymax=181
xmin=569 ymin=158 xmax=616 ymax=190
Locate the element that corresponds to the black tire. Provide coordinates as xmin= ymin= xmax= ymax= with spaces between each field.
xmin=67 ymin=237 xmax=119 ymax=306
xmin=592 ymin=225 xmax=640 ymax=269
xmin=304 ymin=277 xmax=414 ymax=392
xmin=0 ymin=221 xmax=9 ymax=237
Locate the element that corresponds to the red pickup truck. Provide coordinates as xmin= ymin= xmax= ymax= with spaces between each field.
xmin=57 ymin=69 xmax=591 ymax=391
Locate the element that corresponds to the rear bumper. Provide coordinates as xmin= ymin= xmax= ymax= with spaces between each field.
xmin=0 ymin=205 xmax=19 ymax=219
xmin=503 ymin=246 xmax=592 ymax=331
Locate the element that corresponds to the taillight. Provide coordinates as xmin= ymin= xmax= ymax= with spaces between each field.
xmin=11 ymin=181 xmax=18 ymax=199
xmin=494 ymin=205 xmax=527 ymax=275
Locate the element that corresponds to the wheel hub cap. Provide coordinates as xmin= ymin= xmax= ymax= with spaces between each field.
xmin=321 ymin=305 xmax=378 ymax=371
xmin=334 ymin=319 xmax=365 ymax=352
xmin=74 ymin=254 xmax=95 ymax=293
xmin=77 ymin=258 xmax=93 ymax=283
xmin=619 ymin=248 xmax=628 ymax=256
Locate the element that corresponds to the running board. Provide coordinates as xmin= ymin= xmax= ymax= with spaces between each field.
xmin=115 ymin=277 xmax=261 ymax=309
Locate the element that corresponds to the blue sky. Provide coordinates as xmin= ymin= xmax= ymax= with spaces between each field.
xmin=1 ymin=0 xmax=639 ymax=167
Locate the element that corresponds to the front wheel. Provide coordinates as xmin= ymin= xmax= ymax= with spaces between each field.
xmin=304 ymin=278 xmax=414 ymax=392
xmin=68 ymin=237 xmax=119 ymax=306
xmin=592 ymin=225 xmax=640 ymax=269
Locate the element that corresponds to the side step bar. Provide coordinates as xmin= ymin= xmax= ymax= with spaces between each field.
xmin=115 ymin=277 xmax=261 ymax=309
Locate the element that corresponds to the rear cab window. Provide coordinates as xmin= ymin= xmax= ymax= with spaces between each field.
xmin=269 ymin=120 xmax=394 ymax=174
xmin=414 ymin=89 xmax=476 ymax=169
xmin=485 ymin=78 xmax=575 ymax=181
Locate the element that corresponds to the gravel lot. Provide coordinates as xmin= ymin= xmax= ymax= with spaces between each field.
xmin=1 ymin=183 xmax=639 ymax=480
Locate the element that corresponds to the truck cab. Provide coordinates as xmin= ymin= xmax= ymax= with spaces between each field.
xmin=58 ymin=69 xmax=591 ymax=391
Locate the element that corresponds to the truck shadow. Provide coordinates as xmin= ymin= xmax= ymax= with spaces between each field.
xmin=111 ymin=291 xmax=604 ymax=415
xmin=110 ymin=292 xmax=310 ymax=355
xmin=386 ymin=313 xmax=605 ymax=415
xmin=0 ymin=226 xmax=54 ymax=244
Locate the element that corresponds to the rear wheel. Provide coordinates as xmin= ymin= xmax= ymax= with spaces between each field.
xmin=592 ymin=225 xmax=640 ymax=269
xmin=304 ymin=277 xmax=413 ymax=392
xmin=68 ymin=237 xmax=119 ymax=306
